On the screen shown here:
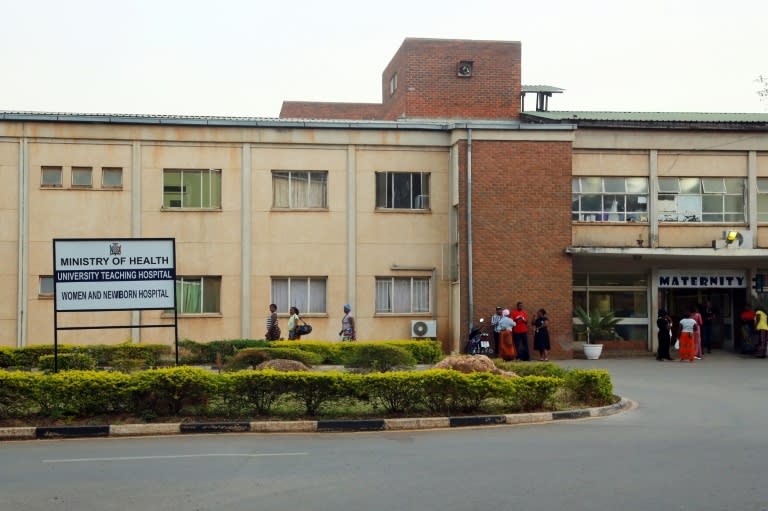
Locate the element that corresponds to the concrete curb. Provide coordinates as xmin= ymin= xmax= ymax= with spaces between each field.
xmin=0 ymin=397 xmax=633 ymax=441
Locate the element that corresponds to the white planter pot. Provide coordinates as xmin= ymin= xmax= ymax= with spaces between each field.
xmin=583 ymin=343 xmax=604 ymax=360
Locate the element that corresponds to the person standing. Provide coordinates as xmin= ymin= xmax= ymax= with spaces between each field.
xmin=512 ymin=301 xmax=531 ymax=361
xmin=692 ymin=306 xmax=704 ymax=360
xmin=754 ymin=306 xmax=768 ymax=358
xmin=497 ymin=309 xmax=517 ymax=361
xmin=656 ymin=309 xmax=673 ymax=361
xmin=265 ymin=303 xmax=281 ymax=341
xmin=288 ymin=306 xmax=301 ymax=340
xmin=678 ymin=309 xmax=697 ymax=363
xmin=533 ymin=308 xmax=551 ymax=361
xmin=740 ymin=304 xmax=756 ymax=354
xmin=490 ymin=306 xmax=503 ymax=357
xmin=339 ymin=304 xmax=356 ymax=341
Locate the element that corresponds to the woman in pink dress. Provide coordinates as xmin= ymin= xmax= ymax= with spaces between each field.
xmin=692 ymin=306 xmax=704 ymax=360
xmin=679 ymin=309 xmax=698 ymax=363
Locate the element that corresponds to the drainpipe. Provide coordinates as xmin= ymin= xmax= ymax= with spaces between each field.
xmin=466 ymin=128 xmax=474 ymax=330
xmin=16 ymin=137 xmax=28 ymax=347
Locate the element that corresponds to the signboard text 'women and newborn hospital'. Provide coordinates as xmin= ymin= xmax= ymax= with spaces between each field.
xmin=54 ymin=239 xmax=176 ymax=311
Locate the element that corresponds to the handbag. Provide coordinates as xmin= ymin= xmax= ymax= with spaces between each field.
xmin=674 ymin=339 xmax=679 ymax=350
xmin=297 ymin=322 xmax=312 ymax=335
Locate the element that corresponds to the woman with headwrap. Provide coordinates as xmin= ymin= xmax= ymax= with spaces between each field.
xmin=339 ymin=304 xmax=356 ymax=341
xmin=497 ymin=309 xmax=517 ymax=361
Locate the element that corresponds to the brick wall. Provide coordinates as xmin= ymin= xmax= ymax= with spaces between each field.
xmin=280 ymin=38 xmax=522 ymax=122
xmin=382 ymin=38 xmax=521 ymax=121
xmin=458 ymin=139 xmax=574 ymax=357
xmin=280 ymin=101 xmax=383 ymax=120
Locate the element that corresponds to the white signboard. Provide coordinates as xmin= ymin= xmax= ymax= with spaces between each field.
xmin=657 ymin=269 xmax=746 ymax=288
xmin=54 ymin=238 xmax=176 ymax=311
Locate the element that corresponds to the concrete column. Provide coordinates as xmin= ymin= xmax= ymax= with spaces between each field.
xmin=649 ymin=150 xmax=659 ymax=247
xmin=16 ymin=138 xmax=28 ymax=348
xmin=131 ymin=141 xmax=142 ymax=342
xmin=241 ymin=144 xmax=252 ymax=337
xmin=748 ymin=151 xmax=758 ymax=248
xmin=650 ymin=267 xmax=660 ymax=352
xmin=346 ymin=146 xmax=357 ymax=312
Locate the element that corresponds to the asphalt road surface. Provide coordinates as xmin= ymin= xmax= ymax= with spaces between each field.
xmin=2 ymin=351 xmax=768 ymax=511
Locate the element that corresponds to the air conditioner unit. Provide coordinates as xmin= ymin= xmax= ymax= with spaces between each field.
xmin=411 ymin=319 xmax=437 ymax=338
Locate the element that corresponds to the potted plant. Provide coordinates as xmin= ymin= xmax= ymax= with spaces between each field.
xmin=573 ymin=306 xmax=623 ymax=359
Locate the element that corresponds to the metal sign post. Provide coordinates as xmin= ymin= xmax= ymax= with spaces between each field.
xmin=52 ymin=238 xmax=178 ymax=373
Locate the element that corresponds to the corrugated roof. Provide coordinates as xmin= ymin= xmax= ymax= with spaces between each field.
xmin=521 ymin=85 xmax=565 ymax=93
xmin=522 ymin=110 xmax=768 ymax=124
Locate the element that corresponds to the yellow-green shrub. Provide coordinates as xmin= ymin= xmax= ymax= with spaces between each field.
xmin=564 ymin=369 xmax=614 ymax=406
xmin=130 ymin=367 xmax=215 ymax=415
xmin=0 ymin=371 xmax=40 ymax=418
xmin=38 ymin=353 xmax=97 ymax=373
xmin=505 ymin=376 xmax=564 ymax=411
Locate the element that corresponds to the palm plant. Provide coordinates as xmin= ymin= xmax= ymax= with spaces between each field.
xmin=573 ymin=305 xmax=623 ymax=344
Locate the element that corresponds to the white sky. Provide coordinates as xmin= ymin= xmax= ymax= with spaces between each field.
xmin=2 ymin=0 xmax=766 ymax=118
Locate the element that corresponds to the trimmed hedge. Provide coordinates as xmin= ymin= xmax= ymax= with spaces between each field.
xmin=225 ymin=347 xmax=324 ymax=370
xmin=0 ymin=367 xmax=615 ymax=421
xmin=38 ymin=353 xmax=97 ymax=373
xmin=343 ymin=344 xmax=416 ymax=372
xmin=3 ymin=343 xmax=172 ymax=368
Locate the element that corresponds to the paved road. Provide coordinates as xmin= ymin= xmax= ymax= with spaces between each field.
xmin=2 ymin=352 xmax=768 ymax=511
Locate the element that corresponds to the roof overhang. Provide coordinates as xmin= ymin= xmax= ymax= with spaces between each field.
xmin=565 ymin=246 xmax=768 ymax=264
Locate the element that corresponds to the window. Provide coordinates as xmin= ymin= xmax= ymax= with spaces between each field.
xmin=102 ymin=167 xmax=123 ymax=188
xmin=572 ymin=273 xmax=648 ymax=341
xmin=41 ymin=166 xmax=62 ymax=187
xmin=572 ymin=177 xmax=648 ymax=222
xmin=657 ymin=177 xmax=745 ymax=223
xmin=39 ymin=276 xmax=54 ymax=296
xmin=175 ymin=276 xmax=221 ymax=314
xmin=757 ymin=178 xmax=768 ymax=222
xmin=375 ymin=277 xmax=430 ymax=313
xmin=163 ymin=169 xmax=221 ymax=209
xmin=375 ymin=172 xmax=430 ymax=210
xmin=272 ymin=171 xmax=328 ymax=209
xmin=389 ymin=73 xmax=398 ymax=95
xmin=271 ymin=277 xmax=327 ymax=314
xmin=71 ymin=166 xmax=93 ymax=187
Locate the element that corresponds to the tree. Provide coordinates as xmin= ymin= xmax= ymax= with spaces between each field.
xmin=757 ymin=75 xmax=768 ymax=106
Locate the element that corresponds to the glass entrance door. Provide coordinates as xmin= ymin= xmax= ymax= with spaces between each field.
xmin=661 ymin=289 xmax=734 ymax=351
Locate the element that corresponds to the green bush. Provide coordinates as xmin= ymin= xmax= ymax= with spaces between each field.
xmin=0 ymin=347 xmax=15 ymax=368
xmin=38 ymin=353 xmax=97 ymax=373
xmin=0 ymin=371 xmax=40 ymax=418
xmin=13 ymin=345 xmax=68 ymax=367
xmin=271 ymin=340 xmax=340 ymax=364
xmin=495 ymin=361 xmax=567 ymax=378
xmin=130 ymin=367 xmax=215 ymax=415
xmin=283 ymin=371 xmax=347 ymax=416
xmin=220 ymin=370 xmax=292 ymax=415
xmin=357 ymin=372 xmax=423 ymax=413
xmin=225 ymin=347 xmax=324 ymax=371
xmin=343 ymin=343 xmax=416 ymax=372
xmin=112 ymin=358 xmax=147 ymax=373
xmin=386 ymin=340 xmax=443 ymax=364
xmin=36 ymin=371 xmax=132 ymax=417
xmin=506 ymin=376 xmax=564 ymax=412
xmin=564 ymin=369 xmax=614 ymax=406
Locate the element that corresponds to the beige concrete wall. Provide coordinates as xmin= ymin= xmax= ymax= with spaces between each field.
xmin=658 ymin=225 xmax=746 ymax=247
xmin=758 ymin=153 xmax=768 ymax=177
xmin=0 ymin=142 xmax=19 ymax=343
xmin=25 ymin=141 xmax=134 ymax=344
xmin=356 ymin=148 xmax=449 ymax=340
xmin=140 ymin=144 xmax=243 ymax=342
xmin=572 ymin=151 xmax=649 ymax=175
xmin=657 ymin=152 xmax=748 ymax=177
xmin=573 ymin=225 xmax=651 ymax=247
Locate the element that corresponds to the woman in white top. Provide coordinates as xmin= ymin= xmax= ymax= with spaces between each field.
xmin=678 ymin=309 xmax=698 ymax=363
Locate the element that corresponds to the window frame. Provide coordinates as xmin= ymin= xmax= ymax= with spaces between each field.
xmin=657 ymin=176 xmax=745 ymax=223
xmin=572 ymin=272 xmax=649 ymax=342
xmin=174 ymin=276 xmax=222 ymax=315
xmin=756 ymin=178 xmax=768 ymax=223
xmin=162 ymin=169 xmax=222 ymax=210
xmin=572 ymin=176 xmax=649 ymax=223
xmin=102 ymin=167 xmax=123 ymax=189
xmin=270 ymin=277 xmax=328 ymax=315
xmin=39 ymin=275 xmax=54 ymax=297
xmin=375 ymin=276 xmax=431 ymax=314
xmin=71 ymin=166 xmax=93 ymax=188
xmin=375 ymin=171 xmax=431 ymax=211
xmin=41 ymin=166 xmax=63 ymax=188
xmin=271 ymin=170 xmax=329 ymax=209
